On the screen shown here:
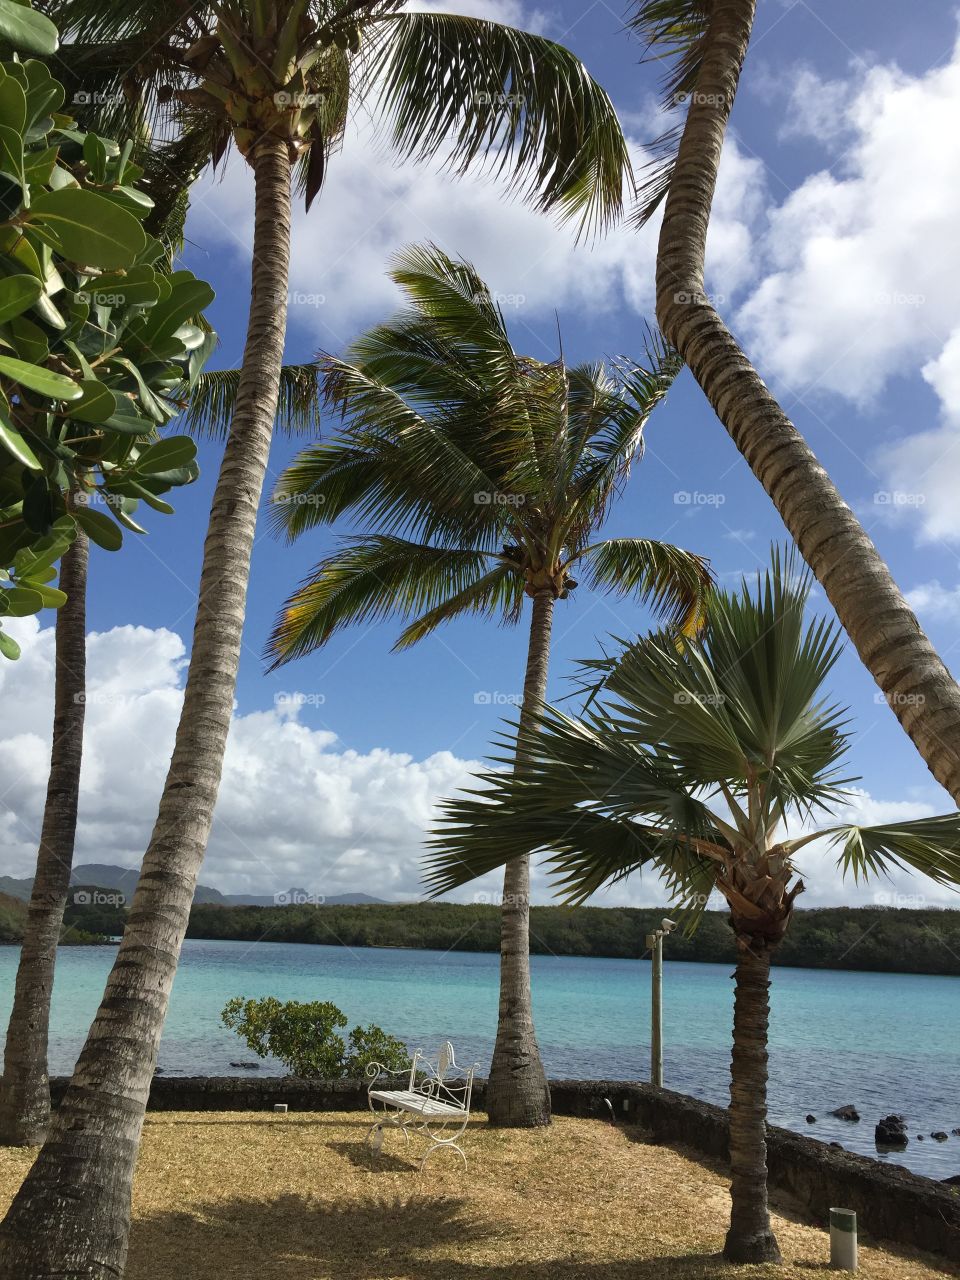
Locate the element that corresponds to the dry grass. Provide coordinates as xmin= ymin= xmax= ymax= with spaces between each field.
xmin=0 ymin=1111 xmax=957 ymax=1279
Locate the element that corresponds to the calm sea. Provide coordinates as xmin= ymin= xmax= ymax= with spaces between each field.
xmin=1 ymin=938 xmax=957 ymax=1179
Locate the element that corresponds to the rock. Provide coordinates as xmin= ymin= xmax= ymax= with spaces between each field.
xmin=230 ymin=1061 xmax=260 ymax=1070
xmin=875 ymin=1114 xmax=908 ymax=1146
xmin=943 ymin=1174 xmax=960 ymax=1186
xmin=829 ymin=1142 xmax=843 ymax=1149
xmin=830 ymin=1104 xmax=860 ymax=1122
xmin=932 ymin=1131 xmax=949 ymax=1141
xmin=952 ymin=1128 xmax=960 ymax=1137
xmin=806 ymin=1114 xmax=817 ymax=1124
xmin=917 ymin=1134 xmax=925 ymax=1141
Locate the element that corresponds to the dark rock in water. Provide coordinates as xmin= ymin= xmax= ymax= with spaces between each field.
xmin=829 ymin=1142 xmax=843 ymax=1149
xmin=952 ymin=1128 xmax=960 ymax=1137
xmin=875 ymin=1114 xmax=908 ymax=1146
xmin=932 ymin=1131 xmax=949 ymax=1141
xmin=943 ymin=1174 xmax=960 ymax=1186
xmin=830 ymin=1104 xmax=860 ymax=1122
xmin=917 ymin=1134 xmax=925 ymax=1141
xmin=230 ymin=1061 xmax=260 ymax=1070
xmin=154 ymin=1067 xmax=164 ymax=1075
xmin=806 ymin=1114 xmax=816 ymax=1124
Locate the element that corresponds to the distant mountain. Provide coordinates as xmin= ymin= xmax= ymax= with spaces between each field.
xmin=0 ymin=864 xmax=385 ymax=907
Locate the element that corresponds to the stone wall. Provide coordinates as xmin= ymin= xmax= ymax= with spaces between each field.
xmin=49 ymin=1075 xmax=960 ymax=1261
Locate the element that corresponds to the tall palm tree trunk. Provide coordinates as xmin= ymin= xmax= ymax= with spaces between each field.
xmin=654 ymin=0 xmax=960 ymax=804
xmin=724 ymin=938 xmax=781 ymax=1264
xmin=0 ymin=136 xmax=293 ymax=1280
xmin=486 ymin=588 xmax=552 ymax=1127
xmin=0 ymin=529 xmax=88 ymax=1148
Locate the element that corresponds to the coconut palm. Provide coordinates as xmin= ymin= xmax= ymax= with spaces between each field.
xmin=425 ymin=550 xmax=960 ymax=1262
xmin=0 ymin=6 xmax=635 ymax=1272
xmin=626 ymin=0 xmax=960 ymax=804
xmin=266 ymin=243 xmax=712 ymax=1127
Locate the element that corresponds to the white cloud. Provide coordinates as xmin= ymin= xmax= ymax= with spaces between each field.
xmin=905 ymin=579 xmax=960 ymax=623
xmin=1 ymin=622 xmax=954 ymax=910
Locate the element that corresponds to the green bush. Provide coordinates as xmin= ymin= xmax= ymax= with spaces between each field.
xmin=220 ymin=996 xmax=409 ymax=1079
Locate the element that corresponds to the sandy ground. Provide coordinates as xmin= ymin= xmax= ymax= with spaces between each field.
xmin=0 ymin=1111 xmax=957 ymax=1279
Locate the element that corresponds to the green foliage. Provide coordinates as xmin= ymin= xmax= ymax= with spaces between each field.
xmin=425 ymin=550 xmax=960 ymax=920
xmin=220 ymin=996 xmax=409 ymax=1079
xmin=182 ymin=901 xmax=960 ymax=976
xmin=267 ymin=244 xmax=709 ymax=667
xmin=0 ymin=54 xmax=216 ymax=659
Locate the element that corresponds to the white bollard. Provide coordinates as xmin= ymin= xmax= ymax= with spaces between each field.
xmin=829 ymin=1207 xmax=858 ymax=1271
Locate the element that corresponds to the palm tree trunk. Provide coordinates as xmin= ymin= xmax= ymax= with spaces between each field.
xmin=724 ymin=939 xmax=781 ymax=1264
xmin=486 ymin=587 xmax=552 ymax=1127
xmin=654 ymin=0 xmax=960 ymax=804
xmin=0 ymin=135 xmax=292 ymax=1280
xmin=0 ymin=528 xmax=88 ymax=1148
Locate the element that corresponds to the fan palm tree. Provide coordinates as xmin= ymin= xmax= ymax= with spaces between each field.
xmin=626 ymin=0 xmax=960 ymax=805
xmin=266 ymin=243 xmax=712 ymax=1127
xmin=425 ymin=550 xmax=960 ymax=1262
xmin=0 ymin=6 xmax=634 ymax=1273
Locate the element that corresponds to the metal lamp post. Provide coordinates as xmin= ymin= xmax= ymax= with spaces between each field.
xmin=645 ymin=918 xmax=676 ymax=1086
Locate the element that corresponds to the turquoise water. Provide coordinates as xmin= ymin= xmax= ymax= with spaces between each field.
xmin=1 ymin=939 xmax=957 ymax=1179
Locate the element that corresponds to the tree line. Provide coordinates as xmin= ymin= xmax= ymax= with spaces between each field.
xmin=183 ymin=900 xmax=960 ymax=976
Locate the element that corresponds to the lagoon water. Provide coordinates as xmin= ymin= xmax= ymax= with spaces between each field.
xmin=1 ymin=938 xmax=957 ymax=1179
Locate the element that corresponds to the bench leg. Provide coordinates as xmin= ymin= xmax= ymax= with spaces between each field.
xmin=367 ymin=1111 xmax=411 ymax=1156
xmin=419 ymin=1137 xmax=468 ymax=1172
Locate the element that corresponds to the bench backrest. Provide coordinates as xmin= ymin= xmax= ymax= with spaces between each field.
xmin=409 ymin=1041 xmax=477 ymax=1112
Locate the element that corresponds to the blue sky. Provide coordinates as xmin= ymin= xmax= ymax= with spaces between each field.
xmin=4 ymin=0 xmax=960 ymax=905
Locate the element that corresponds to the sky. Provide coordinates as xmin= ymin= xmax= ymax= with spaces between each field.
xmin=3 ymin=0 xmax=960 ymax=911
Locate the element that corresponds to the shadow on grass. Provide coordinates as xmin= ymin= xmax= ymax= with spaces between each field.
xmin=127 ymin=1192 xmax=778 ymax=1280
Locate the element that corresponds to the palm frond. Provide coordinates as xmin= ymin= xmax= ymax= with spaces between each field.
xmin=576 ymin=538 xmax=712 ymax=635
xmin=395 ymin=561 xmax=525 ymax=650
xmin=265 ymin=536 xmax=496 ymax=667
xmin=826 ymin=816 xmax=960 ymax=890
xmin=366 ymin=13 xmax=633 ymax=236
xmin=626 ymin=0 xmax=713 ymax=227
xmin=177 ymin=364 xmax=325 ymax=441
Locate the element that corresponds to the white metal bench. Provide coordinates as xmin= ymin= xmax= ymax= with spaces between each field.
xmin=366 ymin=1041 xmax=478 ymax=1170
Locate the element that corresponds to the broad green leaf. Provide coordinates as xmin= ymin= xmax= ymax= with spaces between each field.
xmin=27 ymin=581 xmax=65 ymax=608
xmin=0 ymin=353 xmax=81 ymax=398
xmin=82 ymin=133 xmax=108 ymax=184
xmin=3 ymin=584 xmax=44 ymax=615
xmin=0 ymin=74 xmax=26 ymax=133
xmin=0 ymin=121 xmax=24 ymax=187
xmin=102 ymin=404 xmax=151 ymax=436
xmin=0 ymin=274 xmax=42 ymax=324
xmin=80 ymin=266 xmax=161 ymax=308
xmin=75 ymin=504 xmax=123 ymax=551
xmin=63 ymin=378 xmax=118 ymax=424
xmin=0 ymin=627 xmax=21 ymax=660
xmin=25 ymin=188 xmax=147 ymax=269
xmin=0 ymin=409 xmax=40 ymax=468
xmin=8 ymin=313 xmax=48 ymax=362
xmin=0 ymin=0 xmax=58 ymax=56
xmin=134 ymin=434 xmax=197 ymax=475
xmin=22 ymin=60 xmax=63 ymax=127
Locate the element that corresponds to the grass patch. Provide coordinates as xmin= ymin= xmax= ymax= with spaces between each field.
xmin=0 ymin=1112 xmax=956 ymax=1278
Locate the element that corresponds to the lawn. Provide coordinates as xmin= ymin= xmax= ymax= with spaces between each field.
xmin=0 ymin=1112 xmax=956 ymax=1279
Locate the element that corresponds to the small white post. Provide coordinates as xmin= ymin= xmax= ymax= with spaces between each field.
xmin=647 ymin=932 xmax=663 ymax=1087
xmin=829 ymin=1207 xmax=857 ymax=1271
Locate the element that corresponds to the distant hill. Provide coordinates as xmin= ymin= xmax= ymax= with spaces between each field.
xmin=0 ymin=864 xmax=385 ymax=908
xmin=0 ymin=891 xmax=27 ymax=943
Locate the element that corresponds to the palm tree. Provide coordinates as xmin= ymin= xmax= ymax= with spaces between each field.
xmin=627 ymin=0 xmax=960 ymax=804
xmin=0 ymin=7 xmax=634 ymax=1273
xmin=266 ymin=243 xmax=712 ymax=1127
xmin=425 ymin=550 xmax=960 ymax=1263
